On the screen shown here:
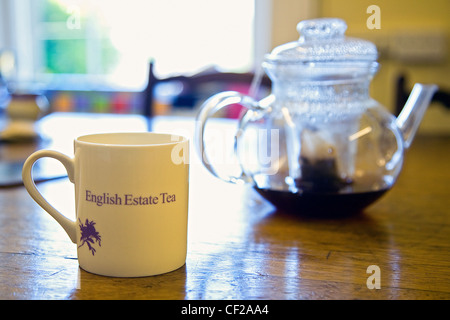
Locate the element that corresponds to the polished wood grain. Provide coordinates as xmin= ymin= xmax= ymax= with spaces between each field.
xmin=0 ymin=113 xmax=449 ymax=300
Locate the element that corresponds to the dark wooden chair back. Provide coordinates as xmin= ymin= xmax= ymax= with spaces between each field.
xmin=142 ymin=61 xmax=271 ymax=117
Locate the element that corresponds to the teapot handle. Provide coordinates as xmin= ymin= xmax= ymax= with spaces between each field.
xmin=195 ymin=91 xmax=260 ymax=184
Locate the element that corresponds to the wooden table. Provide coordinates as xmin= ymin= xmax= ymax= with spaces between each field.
xmin=0 ymin=112 xmax=449 ymax=301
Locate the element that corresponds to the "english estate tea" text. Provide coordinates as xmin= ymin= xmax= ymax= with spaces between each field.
xmin=85 ymin=190 xmax=176 ymax=206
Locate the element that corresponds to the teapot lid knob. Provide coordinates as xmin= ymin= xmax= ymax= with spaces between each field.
xmin=297 ymin=18 xmax=347 ymax=41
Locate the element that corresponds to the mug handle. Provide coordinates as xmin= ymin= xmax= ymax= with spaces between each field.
xmin=22 ymin=150 xmax=77 ymax=243
xmin=195 ymin=91 xmax=260 ymax=184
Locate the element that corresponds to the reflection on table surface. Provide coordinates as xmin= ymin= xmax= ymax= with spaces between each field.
xmin=0 ymin=112 xmax=449 ymax=300
xmin=0 ymin=112 xmax=150 ymax=187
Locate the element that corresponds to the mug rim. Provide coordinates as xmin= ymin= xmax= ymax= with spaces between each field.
xmin=75 ymin=132 xmax=188 ymax=147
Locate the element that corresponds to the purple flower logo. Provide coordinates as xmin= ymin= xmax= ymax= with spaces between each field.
xmin=78 ymin=218 xmax=101 ymax=255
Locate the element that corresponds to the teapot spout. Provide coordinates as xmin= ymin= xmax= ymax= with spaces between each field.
xmin=396 ymin=83 xmax=438 ymax=149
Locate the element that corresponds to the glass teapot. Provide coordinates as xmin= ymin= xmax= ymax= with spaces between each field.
xmin=195 ymin=18 xmax=437 ymax=216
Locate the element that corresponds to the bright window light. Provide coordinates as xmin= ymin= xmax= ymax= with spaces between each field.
xmin=32 ymin=0 xmax=255 ymax=90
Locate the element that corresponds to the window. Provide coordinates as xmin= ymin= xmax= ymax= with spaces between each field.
xmin=1 ymin=0 xmax=270 ymax=91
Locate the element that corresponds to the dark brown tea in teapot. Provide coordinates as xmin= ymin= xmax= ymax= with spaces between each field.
xmin=255 ymin=156 xmax=388 ymax=217
xmin=255 ymin=187 xmax=388 ymax=218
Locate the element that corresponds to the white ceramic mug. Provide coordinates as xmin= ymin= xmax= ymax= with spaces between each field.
xmin=22 ymin=132 xmax=189 ymax=277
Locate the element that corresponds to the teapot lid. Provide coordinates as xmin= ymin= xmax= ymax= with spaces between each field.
xmin=266 ymin=18 xmax=377 ymax=64
xmin=263 ymin=18 xmax=379 ymax=83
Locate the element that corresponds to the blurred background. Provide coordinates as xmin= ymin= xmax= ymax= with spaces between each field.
xmin=0 ymin=0 xmax=449 ymax=134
